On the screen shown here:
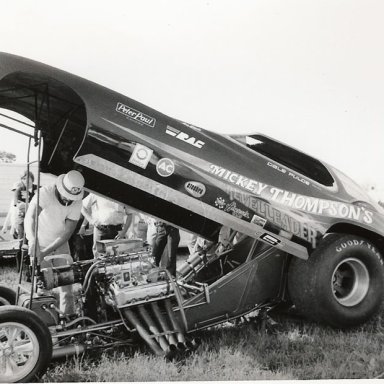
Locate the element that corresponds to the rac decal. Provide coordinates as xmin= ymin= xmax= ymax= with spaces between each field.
xmin=166 ymin=126 xmax=205 ymax=148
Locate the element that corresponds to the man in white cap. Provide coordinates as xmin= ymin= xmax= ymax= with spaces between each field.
xmin=24 ymin=169 xmax=85 ymax=314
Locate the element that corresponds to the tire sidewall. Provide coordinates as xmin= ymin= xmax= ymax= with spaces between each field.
xmin=0 ymin=306 xmax=52 ymax=383
xmin=0 ymin=286 xmax=16 ymax=306
xmin=314 ymin=235 xmax=384 ymax=327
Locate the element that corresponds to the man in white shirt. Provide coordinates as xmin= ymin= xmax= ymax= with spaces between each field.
xmin=24 ymin=170 xmax=85 ymax=314
xmin=81 ymin=193 xmax=133 ymax=256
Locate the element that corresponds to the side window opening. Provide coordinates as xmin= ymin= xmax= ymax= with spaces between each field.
xmin=244 ymin=134 xmax=335 ymax=187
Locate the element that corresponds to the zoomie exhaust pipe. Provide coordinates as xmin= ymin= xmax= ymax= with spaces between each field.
xmin=122 ymin=301 xmax=194 ymax=358
xmin=178 ymin=252 xmax=207 ymax=278
xmin=138 ymin=305 xmax=169 ymax=352
xmin=123 ymin=307 xmax=164 ymax=356
xmin=164 ymin=299 xmax=186 ymax=344
xmin=151 ymin=301 xmax=178 ymax=346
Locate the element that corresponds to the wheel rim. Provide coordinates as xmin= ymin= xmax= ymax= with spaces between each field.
xmin=331 ymin=257 xmax=370 ymax=307
xmin=0 ymin=322 xmax=40 ymax=382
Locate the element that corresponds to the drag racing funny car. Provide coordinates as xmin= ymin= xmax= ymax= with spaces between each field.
xmin=1 ymin=52 xmax=384 ymax=382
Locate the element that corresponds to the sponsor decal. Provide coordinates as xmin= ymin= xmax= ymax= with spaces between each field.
xmin=267 ymin=161 xmax=310 ymax=186
xmin=260 ymin=233 xmax=281 ymax=246
xmin=251 ymin=214 xmax=267 ymax=228
xmin=185 ymin=181 xmax=206 ymax=198
xmin=214 ymin=197 xmax=250 ymax=219
xmin=209 ymin=164 xmax=373 ymax=224
xmin=288 ymin=171 xmax=310 ymax=186
xmin=228 ymin=188 xmax=318 ymax=248
xmin=75 ymin=154 xmax=310 ymax=260
xmin=166 ymin=126 xmax=205 ymax=148
xmin=215 ymin=197 xmax=226 ymax=209
xmin=116 ymin=102 xmax=156 ymax=128
xmin=336 ymin=240 xmax=382 ymax=261
xmin=156 ymin=158 xmax=175 ymax=177
xmin=267 ymin=161 xmax=286 ymax=174
xmin=129 ymin=143 xmax=153 ymax=169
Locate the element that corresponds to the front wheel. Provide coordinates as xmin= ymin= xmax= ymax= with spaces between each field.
xmin=288 ymin=233 xmax=384 ymax=328
xmin=0 ymin=306 xmax=52 ymax=383
xmin=0 ymin=286 xmax=16 ymax=306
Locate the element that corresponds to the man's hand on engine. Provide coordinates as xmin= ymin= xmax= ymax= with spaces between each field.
xmin=39 ymin=247 xmax=49 ymax=261
xmin=29 ymin=239 xmax=50 ymax=265
xmin=115 ymin=230 xmax=126 ymax=239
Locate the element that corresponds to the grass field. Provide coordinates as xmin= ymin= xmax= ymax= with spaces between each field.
xmin=2 ymin=259 xmax=384 ymax=381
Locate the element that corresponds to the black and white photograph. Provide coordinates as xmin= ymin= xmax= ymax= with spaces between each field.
xmin=0 ymin=0 xmax=384 ymax=382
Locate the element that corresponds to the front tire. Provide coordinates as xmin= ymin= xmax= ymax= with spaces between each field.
xmin=0 ymin=306 xmax=52 ymax=383
xmin=288 ymin=233 xmax=384 ymax=328
xmin=0 ymin=286 xmax=16 ymax=306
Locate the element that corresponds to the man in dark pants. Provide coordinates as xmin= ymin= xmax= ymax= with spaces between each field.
xmin=152 ymin=221 xmax=180 ymax=276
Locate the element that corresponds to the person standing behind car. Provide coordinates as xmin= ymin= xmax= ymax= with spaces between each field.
xmin=152 ymin=221 xmax=180 ymax=276
xmin=145 ymin=216 xmax=157 ymax=248
xmin=126 ymin=211 xmax=149 ymax=241
xmin=81 ymin=193 xmax=133 ymax=257
xmin=13 ymin=171 xmax=37 ymax=240
xmin=2 ymin=182 xmax=21 ymax=239
xmin=24 ymin=170 xmax=85 ymax=314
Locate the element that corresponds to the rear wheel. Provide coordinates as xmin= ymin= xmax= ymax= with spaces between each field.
xmin=288 ymin=233 xmax=384 ymax=328
xmin=0 ymin=306 xmax=52 ymax=382
xmin=0 ymin=286 xmax=16 ymax=306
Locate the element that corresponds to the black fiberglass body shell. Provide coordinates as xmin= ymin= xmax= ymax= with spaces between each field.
xmin=1 ymin=52 xmax=383 ymax=260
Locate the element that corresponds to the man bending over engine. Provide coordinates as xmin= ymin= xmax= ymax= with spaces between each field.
xmin=24 ymin=170 xmax=85 ymax=314
xmin=81 ymin=193 xmax=133 ymax=257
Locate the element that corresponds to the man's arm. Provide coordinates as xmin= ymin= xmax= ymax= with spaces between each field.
xmin=78 ymin=216 xmax=89 ymax=236
xmin=81 ymin=205 xmax=93 ymax=226
xmin=24 ymin=198 xmax=41 ymax=243
xmin=81 ymin=195 xmax=98 ymax=227
xmin=39 ymin=219 xmax=78 ymax=259
xmin=1 ymin=202 xmax=12 ymax=232
xmin=13 ymin=187 xmax=20 ymax=206
xmin=24 ymin=198 xmax=43 ymax=262
xmin=116 ymin=208 xmax=133 ymax=239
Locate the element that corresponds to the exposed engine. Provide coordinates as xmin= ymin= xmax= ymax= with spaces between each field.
xmin=28 ymin=239 xmax=204 ymax=358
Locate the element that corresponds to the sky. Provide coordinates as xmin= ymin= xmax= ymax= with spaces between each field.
xmin=0 ymin=0 xmax=383 ymax=192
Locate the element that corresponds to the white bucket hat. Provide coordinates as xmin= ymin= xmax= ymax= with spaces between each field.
xmin=56 ymin=170 xmax=85 ymax=201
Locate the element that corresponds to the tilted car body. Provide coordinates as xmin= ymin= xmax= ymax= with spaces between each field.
xmin=0 ymin=52 xmax=384 ymax=382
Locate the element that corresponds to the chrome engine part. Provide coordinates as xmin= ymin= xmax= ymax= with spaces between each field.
xmin=97 ymin=245 xmax=174 ymax=307
xmin=109 ymin=278 xmax=173 ymax=307
xmin=30 ymin=239 xmax=204 ymax=361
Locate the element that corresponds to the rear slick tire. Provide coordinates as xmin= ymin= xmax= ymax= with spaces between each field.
xmin=0 ymin=306 xmax=52 ymax=383
xmin=288 ymin=233 xmax=384 ymax=328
